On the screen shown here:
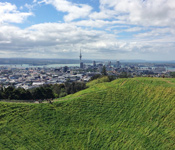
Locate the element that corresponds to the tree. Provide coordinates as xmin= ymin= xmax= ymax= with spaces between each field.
xmin=3 ymin=86 xmax=15 ymax=99
xmin=0 ymin=88 xmax=3 ymax=99
xmin=90 ymin=74 xmax=102 ymax=81
xmin=170 ymin=72 xmax=175 ymax=78
xmin=59 ymin=88 xmax=67 ymax=97
xmin=101 ymin=66 xmax=107 ymax=76
xmin=32 ymin=88 xmax=44 ymax=99
xmin=119 ymin=71 xmax=129 ymax=78
xmin=52 ymin=84 xmax=65 ymax=98
xmin=65 ymin=82 xmax=71 ymax=94
xmin=108 ymin=75 xmax=116 ymax=81
xmin=44 ymin=87 xmax=54 ymax=99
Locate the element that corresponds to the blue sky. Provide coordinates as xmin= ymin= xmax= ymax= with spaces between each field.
xmin=0 ymin=0 xmax=175 ymax=60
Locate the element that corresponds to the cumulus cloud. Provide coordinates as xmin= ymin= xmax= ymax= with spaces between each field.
xmin=0 ymin=2 xmax=33 ymax=24
xmin=123 ymin=27 xmax=144 ymax=32
xmin=0 ymin=1 xmax=175 ymax=60
xmin=36 ymin=0 xmax=92 ymax=22
xmin=95 ymin=0 xmax=175 ymax=27
xmin=0 ymin=22 xmax=174 ymax=60
xmin=72 ymin=20 xmax=123 ymax=28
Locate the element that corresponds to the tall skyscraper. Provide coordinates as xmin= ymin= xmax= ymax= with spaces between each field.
xmin=79 ymin=49 xmax=83 ymax=69
xmin=107 ymin=61 xmax=111 ymax=67
xmin=63 ymin=66 xmax=68 ymax=73
xmin=116 ymin=61 xmax=121 ymax=68
xmin=93 ymin=61 xmax=96 ymax=67
xmin=79 ymin=49 xmax=82 ymax=62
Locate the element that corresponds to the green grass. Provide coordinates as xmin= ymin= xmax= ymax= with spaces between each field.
xmin=0 ymin=77 xmax=175 ymax=150
xmin=86 ymin=76 xmax=110 ymax=87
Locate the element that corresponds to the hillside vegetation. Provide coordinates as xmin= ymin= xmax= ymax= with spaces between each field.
xmin=0 ymin=77 xmax=175 ymax=150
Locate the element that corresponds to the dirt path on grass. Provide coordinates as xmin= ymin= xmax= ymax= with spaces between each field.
xmin=161 ymin=79 xmax=175 ymax=85
xmin=120 ymin=80 xmax=127 ymax=86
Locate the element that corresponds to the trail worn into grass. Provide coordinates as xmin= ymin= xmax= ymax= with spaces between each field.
xmin=161 ymin=78 xmax=175 ymax=85
xmin=120 ymin=79 xmax=128 ymax=86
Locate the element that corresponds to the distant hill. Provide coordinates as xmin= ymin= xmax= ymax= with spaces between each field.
xmin=0 ymin=77 xmax=175 ymax=150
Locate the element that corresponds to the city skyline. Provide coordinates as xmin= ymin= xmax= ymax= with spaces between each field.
xmin=0 ymin=0 xmax=175 ymax=61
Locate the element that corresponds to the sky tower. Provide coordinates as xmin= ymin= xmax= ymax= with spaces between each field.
xmin=79 ymin=49 xmax=83 ymax=68
xmin=79 ymin=49 xmax=82 ymax=62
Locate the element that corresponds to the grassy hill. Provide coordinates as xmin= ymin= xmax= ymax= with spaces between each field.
xmin=0 ymin=77 xmax=175 ymax=150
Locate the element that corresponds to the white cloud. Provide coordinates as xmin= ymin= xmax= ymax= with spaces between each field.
xmin=89 ymin=9 xmax=116 ymax=20
xmin=97 ymin=0 xmax=175 ymax=27
xmin=24 ymin=3 xmax=36 ymax=11
xmin=0 ymin=2 xmax=33 ymax=24
xmin=123 ymin=27 xmax=143 ymax=32
xmin=0 ymin=23 xmax=174 ymax=60
xmin=37 ymin=0 xmax=92 ymax=22
xmin=0 ymin=1 xmax=175 ymax=60
xmin=72 ymin=20 xmax=122 ymax=28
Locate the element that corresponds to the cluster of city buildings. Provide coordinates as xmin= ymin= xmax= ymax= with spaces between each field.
xmin=0 ymin=51 xmax=174 ymax=89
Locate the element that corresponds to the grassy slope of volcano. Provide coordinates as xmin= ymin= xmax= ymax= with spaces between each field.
xmin=0 ymin=77 xmax=175 ymax=150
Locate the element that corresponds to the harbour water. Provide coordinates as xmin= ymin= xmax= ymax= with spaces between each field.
xmin=139 ymin=66 xmax=175 ymax=72
xmin=0 ymin=64 xmax=174 ymax=71
xmin=0 ymin=63 xmax=92 ymax=68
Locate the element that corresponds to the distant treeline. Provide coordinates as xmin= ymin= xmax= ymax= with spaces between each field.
xmin=0 ymin=82 xmax=86 ymax=100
